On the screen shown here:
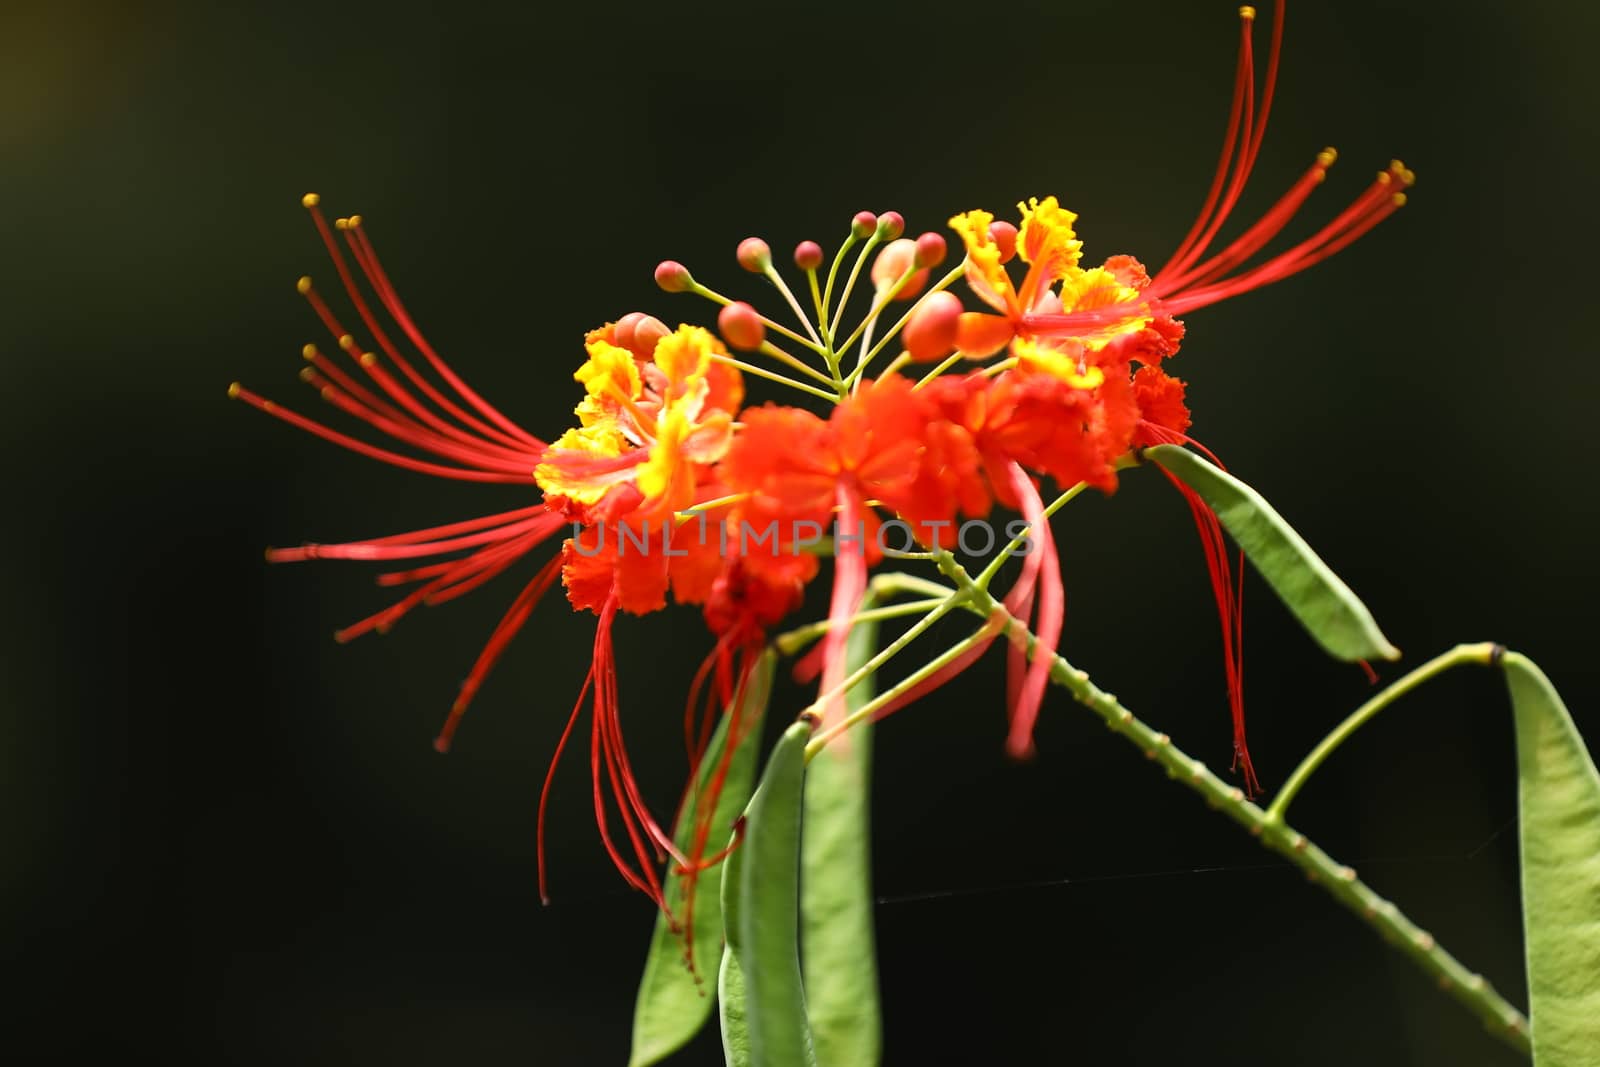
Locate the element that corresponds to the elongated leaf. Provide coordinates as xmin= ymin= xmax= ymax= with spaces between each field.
xmin=1146 ymin=443 xmax=1399 ymax=662
xmin=1504 ymin=653 xmax=1600 ymax=1065
xmin=801 ymin=611 xmax=881 ymax=1066
xmin=733 ymin=720 xmax=817 ymax=1067
xmin=630 ymin=652 xmax=776 ymax=1067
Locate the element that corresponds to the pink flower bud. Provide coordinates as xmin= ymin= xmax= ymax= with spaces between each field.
xmin=902 ymin=291 xmax=963 ymax=362
xmin=870 ymin=239 xmax=930 ymax=301
xmin=717 ymin=301 xmax=766 ymax=351
xmin=875 ymin=211 xmax=905 ymax=241
xmin=736 ymin=237 xmax=771 ymax=273
xmin=654 ymin=260 xmax=693 ymax=293
xmin=988 ymin=220 xmax=1018 ymax=264
xmin=914 ymin=231 xmax=947 ymax=269
xmin=793 ymin=240 xmax=824 ymax=271
xmin=613 ymin=312 xmax=670 ymax=361
xmin=851 ymin=211 xmax=878 ymax=239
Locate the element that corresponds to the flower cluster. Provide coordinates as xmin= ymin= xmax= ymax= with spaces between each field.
xmin=232 ymin=0 xmax=1411 ymax=924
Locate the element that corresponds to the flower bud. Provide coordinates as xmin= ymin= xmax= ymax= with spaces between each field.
xmin=988 ymin=220 xmax=1018 ymax=264
xmin=870 ymin=239 xmax=929 ymax=301
xmin=654 ymin=260 xmax=693 ymax=293
xmin=851 ymin=211 xmax=878 ymax=239
xmin=902 ymin=291 xmax=963 ymax=361
xmin=875 ymin=211 xmax=905 ymax=241
xmin=736 ymin=237 xmax=771 ymax=273
xmin=793 ymin=240 xmax=824 ymax=271
xmin=717 ymin=301 xmax=766 ymax=351
xmin=914 ymin=231 xmax=947 ymax=269
xmin=613 ymin=311 xmax=670 ymax=361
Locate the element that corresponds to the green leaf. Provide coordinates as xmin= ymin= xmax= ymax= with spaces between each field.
xmin=1504 ymin=653 xmax=1600 ymax=1065
xmin=801 ymin=610 xmax=882 ymax=1066
xmin=630 ymin=652 xmax=776 ymax=1067
xmin=731 ymin=720 xmax=817 ymax=1067
xmin=1145 ymin=443 xmax=1399 ymax=663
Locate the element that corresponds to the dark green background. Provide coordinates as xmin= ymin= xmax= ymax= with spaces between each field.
xmin=5 ymin=1 xmax=1597 ymax=1063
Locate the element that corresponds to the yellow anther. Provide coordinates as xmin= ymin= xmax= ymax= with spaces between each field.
xmin=1316 ymin=147 xmax=1338 ymax=167
xmin=359 ymin=352 xmax=377 ymax=367
xmin=301 ymin=343 xmax=318 ymax=360
xmin=1239 ymin=5 xmax=1256 ymax=18
xmin=227 ymin=381 xmax=242 ymax=399
xmin=335 ymin=217 xmax=349 ymax=230
xmin=338 ymin=334 xmax=356 ymax=351
xmin=1392 ymin=193 xmax=1408 ymax=207
xmin=296 ymin=275 xmax=313 ymax=294
xmin=298 ymin=367 xmax=316 ymax=382
xmin=301 ymin=193 xmax=320 ymax=208
xmin=348 ymin=214 xmax=363 ymax=228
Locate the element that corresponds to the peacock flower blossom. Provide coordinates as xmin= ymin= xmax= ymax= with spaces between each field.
xmin=238 ymin=0 xmax=1411 ymax=927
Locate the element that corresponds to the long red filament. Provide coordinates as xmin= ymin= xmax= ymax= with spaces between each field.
xmin=1143 ymin=424 xmax=1258 ymax=795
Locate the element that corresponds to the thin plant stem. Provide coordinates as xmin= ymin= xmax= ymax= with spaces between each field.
xmin=798 ymin=588 xmax=969 ymax=720
xmin=847 ymin=266 xmax=966 ymax=388
xmin=925 ymin=550 xmax=1532 ymax=1055
xmin=972 ymin=483 xmax=1087 ymax=589
xmin=709 ymin=355 xmax=839 ymax=402
xmin=1265 ymin=643 xmax=1501 ymax=824
xmin=774 ymin=598 xmax=948 ymax=656
xmin=806 ymin=613 xmax=1004 ymax=757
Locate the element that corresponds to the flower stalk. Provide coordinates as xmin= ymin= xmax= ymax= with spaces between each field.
xmin=865 ymin=552 xmax=1533 ymax=1055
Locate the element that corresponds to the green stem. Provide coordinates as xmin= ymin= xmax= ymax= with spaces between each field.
xmin=773 ymin=597 xmax=948 ymax=657
xmin=846 ymin=265 xmax=965 ymax=388
xmin=806 ymin=614 xmax=1002 ymax=758
xmin=689 ymin=281 xmax=827 ymax=356
xmin=1265 ymin=643 xmax=1501 ymax=824
xmin=931 ymin=554 xmax=1531 ymax=1055
xmin=709 ymin=355 xmax=839 ymax=403
xmin=972 ymin=483 xmax=1087 ymax=590
xmin=828 ymin=234 xmax=881 ymax=342
xmin=798 ymin=588 xmax=969 ymax=721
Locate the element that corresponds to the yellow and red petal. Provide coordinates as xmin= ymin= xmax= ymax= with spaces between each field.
xmin=948 ymin=209 xmax=1014 ymax=315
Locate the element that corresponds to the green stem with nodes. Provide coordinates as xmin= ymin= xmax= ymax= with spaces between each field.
xmin=846 ymin=266 xmax=966 ymax=389
xmin=828 ymin=235 xmax=882 ymax=343
xmin=688 ymin=281 xmax=828 ymax=357
xmin=709 ymin=355 xmax=839 ymax=403
xmin=773 ymin=598 xmax=948 ymax=657
xmin=887 ymin=551 xmax=1530 ymax=1054
xmin=1264 ymin=643 xmax=1502 ymax=824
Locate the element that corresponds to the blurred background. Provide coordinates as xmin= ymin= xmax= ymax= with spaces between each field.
xmin=4 ymin=0 xmax=1597 ymax=1063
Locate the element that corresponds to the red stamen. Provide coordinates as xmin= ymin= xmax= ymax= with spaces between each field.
xmin=1004 ymin=463 xmax=1065 ymax=760
xmin=228 ymin=383 xmax=531 ymax=484
xmin=433 ymin=554 xmax=564 ymax=752
xmin=343 ymin=217 xmax=546 ymax=452
xmin=305 ymin=204 xmax=541 ymax=455
xmin=1144 ymin=424 xmax=1259 ymax=796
